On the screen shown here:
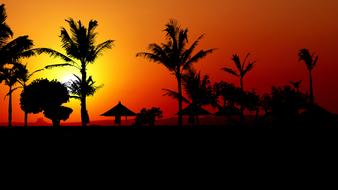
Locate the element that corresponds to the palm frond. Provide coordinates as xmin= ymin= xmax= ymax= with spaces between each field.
xmin=232 ymin=54 xmax=242 ymax=72
xmin=27 ymin=68 xmax=44 ymax=79
xmin=32 ymin=48 xmax=75 ymax=63
xmin=243 ymin=61 xmax=255 ymax=76
xmin=45 ymin=63 xmax=75 ymax=69
xmin=4 ymin=87 xmax=22 ymax=99
xmin=89 ymin=40 xmax=114 ymax=63
xmin=242 ymin=53 xmax=251 ymax=70
xmin=60 ymin=27 xmax=79 ymax=58
xmin=162 ymin=88 xmax=190 ymax=104
xmin=180 ymin=34 xmax=204 ymax=64
xmin=183 ymin=48 xmax=215 ymax=69
xmin=87 ymin=20 xmax=98 ymax=44
xmin=222 ymin=67 xmax=239 ymax=76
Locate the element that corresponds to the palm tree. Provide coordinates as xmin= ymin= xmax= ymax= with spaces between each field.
xmin=0 ymin=63 xmax=27 ymax=127
xmin=222 ymin=53 xmax=255 ymax=121
xmin=163 ymin=68 xmax=214 ymax=124
xmin=298 ymin=49 xmax=318 ymax=105
xmin=34 ymin=18 xmax=114 ymax=127
xmin=137 ymin=19 xmax=214 ymax=126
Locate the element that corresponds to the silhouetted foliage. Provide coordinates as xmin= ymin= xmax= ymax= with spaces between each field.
xmin=0 ymin=63 xmax=27 ymax=127
xmin=163 ymin=68 xmax=214 ymax=125
xmin=266 ymin=85 xmax=307 ymax=125
xmin=222 ymin=53 xmax=255 ymax=121
xmin=0 ymin=4 xmax=13 ymax=46
xmin=16 ymin=64 xmax=44 ymax=127
xmin=135 ymin=107 xmax=163 ymax=126
xmin=35 ymin=18 xmax=114 ymax=127
xmin=137 ymin=19 xmax=215 ymax=126
xmin=298 ymin=49 xmax=318 ymax=104
xmin=67 ymin=74 xmax=103 ymax=100
xmin=0 ymin=4 xmax=37 ymax=127
xmin=213 ymin=81 xmax=242 ymax=116
xmin=20 ymin=79 xmax=72 ymax=127
xmin=163 ymin=67 xmax=214 ymax=107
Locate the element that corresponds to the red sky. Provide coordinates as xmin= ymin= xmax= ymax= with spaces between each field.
xmin=1 ymin=0 xmax=338 ymax=124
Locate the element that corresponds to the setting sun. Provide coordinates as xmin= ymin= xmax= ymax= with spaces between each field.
xmin=0 ymin=0 xmax=337 ymax=127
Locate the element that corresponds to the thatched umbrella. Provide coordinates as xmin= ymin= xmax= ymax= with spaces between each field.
xmin=178 ymin=104 xmax=210 ymax=124
xmin=101 ymin=102 xmax=136 ymax=125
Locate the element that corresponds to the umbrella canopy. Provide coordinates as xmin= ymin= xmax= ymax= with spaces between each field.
xmin=101 ymin=102 xmax=136 ymax=117
xmin=177 ymin=104 xmax=210 ymax=116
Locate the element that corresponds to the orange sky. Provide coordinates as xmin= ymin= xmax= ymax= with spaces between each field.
xmin=1 ymin=0 xmax=338 ymax=124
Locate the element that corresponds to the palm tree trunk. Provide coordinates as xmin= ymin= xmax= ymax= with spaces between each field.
xmin=240 ymin=77 xmax=244 ymax=123
xmin=24 ymin=111 xmax=28 ymax=128
xmin=81 ymin=62 xmax=88 ymax=128
xmin=177 ymin=74 xmax=183 ymax=127
xmin=8 ymin=85 xmax=12 ymax=128
xmin=309 ymin=70 xmax=314 ymax=105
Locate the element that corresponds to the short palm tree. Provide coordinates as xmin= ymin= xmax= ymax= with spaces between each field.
xmin=298 ymin=49 xmax=318 ymax=104
xmin=34 ymin=18 xmax=114 ymax=127
xmin=0 ymin=63 xmax=27 ymax=127
xmin=163 ymin=68 xmax=214 ymax=124
xmin=222 ymin=53 xmax=255 ymax=121
xmin=137 ymin=19 xmax=214 ymax=126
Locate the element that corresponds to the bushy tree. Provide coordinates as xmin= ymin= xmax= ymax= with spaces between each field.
xmin=20 ymin=79 xmax=72 ymax=127
xmin=135 ymin=107 xmax=163 ymax=126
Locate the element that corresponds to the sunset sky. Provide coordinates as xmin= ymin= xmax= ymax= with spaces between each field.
xmin=1 ymin=0 xmax=338 ymax=124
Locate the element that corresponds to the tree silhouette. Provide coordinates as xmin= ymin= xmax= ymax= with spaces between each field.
xmin=290 ymin=80 xmax=302 ymax=93
xmin=0 ymin=63 xmax=27 ymax=127
xmin=0 ymin=4 xmax=37 ymax=126
xmin=298 ymin=49 xmax=318 ymax=105
xmin=34 ymin=18 xmax=114 ymax=127
xmin=137 ymin=19 xmax=214 ymax=126
xmin=0 ymin=4 xmax=13 ymax=47
xmin=222 ymin=53 xmax=255 ymax=121
xmin=213 ymin=81 xmax=242 ymax=117
xmin=163 ymin=68 xmax=214 ymax=124
xmin=135 ymin=107 xmax=163 ymax=126
xmin=20 ymin=79 xmax=72 ymax=127
xmin=267 ymin=85 xmax=307 ymax=124
xmin=16 ymin=64 xmax=44 ymax=127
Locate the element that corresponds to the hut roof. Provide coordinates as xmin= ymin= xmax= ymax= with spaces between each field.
xmin=178 ymin=104 xmax=210 ymax=116
xmin=101 ymin=102 xmax=136 ymax=117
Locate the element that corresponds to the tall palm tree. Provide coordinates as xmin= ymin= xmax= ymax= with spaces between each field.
xmin=137 ymin=19 xmax=214 ymax=126
xmin=0 ymin=4 xmax=37 ymax=127
xmin=0 ymin=63 xmax=27 ymax=127
xmin=298 ymin=49 xmax=318 ymax=105
xmin=34 ymin=18 xmax=114 ymax=127
xmin=222 ymin=53 xmax=255 ymax=121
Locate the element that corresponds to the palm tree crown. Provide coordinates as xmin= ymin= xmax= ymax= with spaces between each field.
xmin=0 ymin=4 xmax=13 ymax=46
xmin=298 ymin=48 xmax=318 ymax=104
